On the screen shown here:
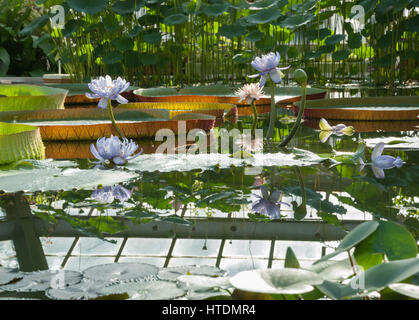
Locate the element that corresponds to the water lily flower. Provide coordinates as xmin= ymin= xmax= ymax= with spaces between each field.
xmin=86 ymin=75 xmax=130 ymax=109
xmin=252 ymin=186 xmax=290 ymax=219
xmin=90 ymin=135 xmax=142 ymax=167
xmin=248 ymin=52 xmax=290 ymax=87
xmin=235 ymin=83 xmax=265 ymax=105
xmin=91 ymin=185 xmax=132 ymax=203
xmin=319 ymin=118 xmax=355 ymax=143
xmin=371 ymin=142 xmax=403 ymax=179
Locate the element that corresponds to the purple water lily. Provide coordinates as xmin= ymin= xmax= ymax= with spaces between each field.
xmin=252 ymin=186 xmax=290 ymax=219
xmin=91 ymin=185 xmax=132 ymax=203
xmin=248 ymin=52 xmax=290 ymax=87
xmin=86 ymin=75 xmax=130 ymax=109
xmin=371 ymin=142 xmax=403 ymax=179
xmin=90 ymin=135 xmax=142 ymax=167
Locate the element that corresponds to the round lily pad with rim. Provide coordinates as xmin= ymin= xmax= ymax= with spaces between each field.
xmin=83 ymin=263 xmax=159 ymax=283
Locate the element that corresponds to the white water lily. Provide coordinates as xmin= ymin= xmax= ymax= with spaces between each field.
xmin=319 ymin=118 xmax=355 ymax=143
xmin=235 ymin=83 xmax=265 ymax=105
xmin=86 ymin=75 xmax=130 ymax=109
xmin=91 ymin=185 xmax=132 ymax=203
xmin=248 ymin=52 xmax=290 ymax=87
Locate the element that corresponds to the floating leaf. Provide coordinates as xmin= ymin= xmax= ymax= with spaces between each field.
xmin=46 ymin=281 xmax=109 ymax=300
xmin=99 ymin=280 xmax=186 ymax=300
xmin=0 ymin=270 xmax=82 ymax=292
xmin=0 ymin=268 xmax=23 ymax=286
xmin=83 ymin=263 xmax=159 ymax=283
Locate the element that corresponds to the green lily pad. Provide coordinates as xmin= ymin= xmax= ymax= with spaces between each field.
xmin=163 ymin=13 xmax=188 ymax=25
xmin=0 ymin=122 xmax=45 ymax=165
xmin=246 ymin=8 xmax=282 ymax=24
xmin=0 ymin=85 xmax=67 ymax=111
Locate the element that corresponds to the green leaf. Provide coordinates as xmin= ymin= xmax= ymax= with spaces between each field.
xmin=218 ymin=24 xmax=247 ymax=39
xmin=143 ymin=31 xmax=161 ymax=44
xmin=66 ymin=0 xmax=110 ymax=14
xmin=199 ymin=3 xmax=229 ymax=17
xmin=62 ymin=20 xmax=83 ymax=37
xmin=163 ymin=13 xmax=187 ymax=25
xmin=280 ymin=13 xmax=315 ymax=30
xmin=19 ymin=14 xmax=50 ymax=37
xmin=388 ymin=283 xmax=419 ymax=299
xmin=284 ymin=247 xmax=300 ymax=269
xmin=102 ymin=51 xmax=123 ymax=64
xmin=103 ymin=14 xmax=120 ymax=33
xmin=306 ymin=28 xmax=331 ymax=41
xmin=348 ymin=33 xmax=362 ymax=49
xmin=245 ymin=30 xmax=265 ymax=42
xmin=315 ymin=221 xmax=379 ymax=263
xmin=140 ymin=53 xmax=158 ymax=65
xmin=332 ymin=50 xmax=350 ymax=61
xmin=372 ymin=221 xmax=418 ymax=261
xmin=111 ymin=37 xmax=134 ymax=51
xmin=255 ymin=36 xmax=276 ymax=51
xmin=112 ymin=0 xmax=143 ymax=15
xmin=353 ymin=234 xmax=384 ymax=270
xmin=128 ymin=25 xmax=143 ymax=37
xmin=325 ymin=34 xmax=346 ymax=45
xmin=0 ymin=47 xmax=10 ymax=76
xmin=246 ymin=8 xmax=282 ymax=24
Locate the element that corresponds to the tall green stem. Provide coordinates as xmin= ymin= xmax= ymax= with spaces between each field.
xmin=266 ymin=79 xmax=276 ymax=140
xmin=107 ymin=99 xmax=126 ymax=139
xmin=278 ymin=85 xmax=306 ymax=148
xmin=251 ymin=100 xmax=258 ymax=133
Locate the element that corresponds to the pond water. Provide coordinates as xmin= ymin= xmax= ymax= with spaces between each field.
xmin=0 ymin=88 xmax=418 ymax=299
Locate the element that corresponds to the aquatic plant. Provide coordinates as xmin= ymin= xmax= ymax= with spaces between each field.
xmin=235 ymin=83 xmax=264 ymax=131
xmin=371 ymin=142 xmax=403 ymax=179
xmin=252 ymin=186 xmax=290 ymax=220
xmin=90 ymin=135 xmax=142 ymax=168
xmin=86 ymin=75 xmax=130 ymax=138
xmin=319 ymin=118 xmax=355 ymax=143
xmin=249 ymin=52 xmax=290 ymax=140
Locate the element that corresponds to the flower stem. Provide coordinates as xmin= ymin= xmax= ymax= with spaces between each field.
xmin=107 ymin=99 xmax=126 ymax=139
xmin=251 ymin=100 xmax=258 ymax=133
xmin=278 ymin=84 xmax=306 ymax=147
xmin=266 ymin=79 xmax=276 ymax=140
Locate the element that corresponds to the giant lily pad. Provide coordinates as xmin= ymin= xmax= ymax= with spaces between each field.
xmin=119 ymin=102 xmax=237 ymax=121
xmin=44 ymin=83 xmax=139 ymax=105
xmin=46 ymin=280 xmax=112 ymax=300
xmin=0 ymin=122 xmax=45 ymax=165
xmin=134 ymin=85 xmax=327 ymax=108
xmin=0 ymin=159 xmax=138 ymax=193
xmin=294 ymin=96 xmax=419 ymax=120
xmin=0 ymin=85 xmax=67 ymax=111
xmin=99 ymin=280 xmax=186 ymax=300
xmin=0 ymin=270 xmax=82 ymax=292
xmin=230 ymin=268 xmax=324 ymax=295
xmin=83 ymin=263 xmax=159 ymax=283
